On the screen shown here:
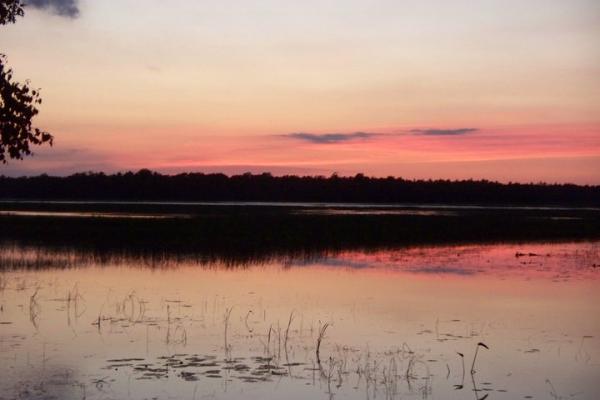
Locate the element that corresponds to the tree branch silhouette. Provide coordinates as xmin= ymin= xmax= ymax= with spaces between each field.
xmin=0 ymin=0 xmax=53 ymax=163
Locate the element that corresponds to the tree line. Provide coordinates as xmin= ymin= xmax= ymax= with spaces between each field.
xmin=1 ymin=170 xmax=598 ymax=206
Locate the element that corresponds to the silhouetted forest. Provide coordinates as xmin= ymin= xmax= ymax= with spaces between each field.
xmin=1 ymin=170 xmax=599 ymax=205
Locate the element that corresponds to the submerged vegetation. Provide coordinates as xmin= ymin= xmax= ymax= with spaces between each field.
xmin=0 ymin=270 xmax=500 ymax=400
xmin=0 ymin=204 xmax=598 ymax=270
xmin=0 ymin=201 xmax=598 ymax=399
xmin=0 ymin=238 xmax=598 ymax=399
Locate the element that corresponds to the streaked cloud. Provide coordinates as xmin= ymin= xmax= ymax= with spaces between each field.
xmin=285 ymin=132 xmax=381 ymax=144
xmin=27 ymin=0 xmax=79 ymax=18
xmin=283 ymin=128 xmax=479 ymax=144
xmin=410 ymin=128 xmax=478 ymax=136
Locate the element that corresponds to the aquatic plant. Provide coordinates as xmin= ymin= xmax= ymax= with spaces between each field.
xmin=223 ymin=306 xmax=233 ymax=359
xmin=471 ymin=342 xmax=489 ymax=374
xmin=316 ymin=322 xmax=330 ymax=366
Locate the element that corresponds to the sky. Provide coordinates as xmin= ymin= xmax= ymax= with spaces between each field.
xmin=2 ymin=0 xmax=599 ymax=183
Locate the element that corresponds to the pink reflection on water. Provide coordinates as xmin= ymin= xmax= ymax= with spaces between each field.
xmin=0 ymin=241 xmax=598 ymax=399
xmin=308 ymin=242 xmax=600 ymax=282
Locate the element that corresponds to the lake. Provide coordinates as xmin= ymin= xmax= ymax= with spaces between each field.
xmin=1 ymin=240 xmax=599 ymax=400
xmin=0 ymin=205 xmax=599 ymax=399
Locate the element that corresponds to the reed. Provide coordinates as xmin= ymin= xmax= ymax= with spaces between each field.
xmin=29 ymin=286 xmax=41 ymax=330
xmin=316 ymin=322 xmax=330 ymax=366
xmin=454 ymin=352 xmax=465 ymax=389
xmin=283 ymin=311 xmax=295 ymax=353
xmin=470 ymin=342 xmax=489 ymax=374
xmin=223 ymin=307 xmax=233 ymax=359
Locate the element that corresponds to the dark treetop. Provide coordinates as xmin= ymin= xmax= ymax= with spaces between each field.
xmin=1 ymin=170 xmax=598 ymax=206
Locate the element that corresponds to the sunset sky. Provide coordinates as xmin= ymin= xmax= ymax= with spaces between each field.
xmin=2 ymin=0 xmax=599 ymax=183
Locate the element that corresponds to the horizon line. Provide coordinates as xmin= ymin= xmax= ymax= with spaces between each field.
xmin=2 ymin=169 xmax=599 ymax=187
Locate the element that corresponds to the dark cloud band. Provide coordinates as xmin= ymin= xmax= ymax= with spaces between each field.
xmin=283 ymin=128 xmax=478 ymax=144
xmin=410 ymin=128 xmax=478 ymax=136
xmin=285 ymin=132 xmax=381 ymax=144
xmin=27 ymin=0 xmax=79 ymax=18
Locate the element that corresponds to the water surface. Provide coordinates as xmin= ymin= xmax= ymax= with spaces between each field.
xmin=1 ymin=241 xmax=598 ymax=399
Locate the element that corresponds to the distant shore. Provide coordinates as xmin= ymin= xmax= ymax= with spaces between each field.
xmin=1 ymin=170 xmax=599 ymax=206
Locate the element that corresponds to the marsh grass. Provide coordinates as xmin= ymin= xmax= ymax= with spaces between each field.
xmin=64 ymin=284 xmax=85 ymax=327
xmin=223 ymin=307 xmax=233 ymax=359
xmin=244 ymin=310 xmax=254 ymax=335
xmin=283 ymin=311 xmax=295 ymax=353
xmin=1 ymin=278 xmax=496 ymax=400
xmin=29 ymin=286 xmax=41 ymax=330
xmin=455 ymin=352 xmax=465 ymax=389
xmin=0 ymin=239 xmax=573 ymax=400
xmin=471 ymin=342 xmax=489 ymax=375
xmin=316 ymin=322 xmax=330 ymax=367
xmin=2 ymin=206 xmax=599 ymax=274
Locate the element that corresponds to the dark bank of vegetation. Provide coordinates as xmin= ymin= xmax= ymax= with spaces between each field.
xmin=1 ymin=169 xmax=599 ymax=206
xmin=1 ymin=206 xmax=599 ymax=269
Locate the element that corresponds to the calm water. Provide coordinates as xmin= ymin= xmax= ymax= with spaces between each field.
xmin=2 ymin=199 xmax=599 ymax=211
xmin=0 ymin=241 xmax=599 ymax=400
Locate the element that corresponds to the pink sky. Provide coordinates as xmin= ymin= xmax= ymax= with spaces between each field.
xmin=2 ymin=1 xmax=599 ymax=183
